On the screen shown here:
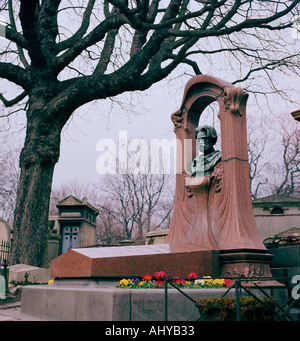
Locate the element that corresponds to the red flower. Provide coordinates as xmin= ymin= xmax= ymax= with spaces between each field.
xmin=142 ymin=275 xmax=152 ymax=281
xmin=224 ymin=279 xmax=231 ymax=286
xmin=155 ymin=271 xmax=166 ymax=280
xmin=171 ymin=276 xmax=179 ymax=285
xmin=154 ymin=280 xmax=165 ymax=286
xmin=187 ymin=272 xmax=197 ymax=280
xmin=176 ymin=279 xmax=186 ymax=285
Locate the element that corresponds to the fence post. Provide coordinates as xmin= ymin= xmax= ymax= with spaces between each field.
xmin=235 ymin=280 xmax=241 ymax=321
xmin=164 ymin=279 xmax=168 ymax=321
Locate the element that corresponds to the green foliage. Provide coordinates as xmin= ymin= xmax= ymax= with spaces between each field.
xmin=197 ymin=296 xmax=278 ymax=321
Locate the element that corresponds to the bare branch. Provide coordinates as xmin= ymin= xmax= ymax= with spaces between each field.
xmin=166 ymin=1 xmax=299 ymax=37
xmin=0 ymin=62 xmax=29 ymax=89
xmin=53 ymin=14 xmax=126 ymax=75
xmin=56 ymin=0 xmax=96 ymax=53
xmin=0 ymin=91 xmax=27 ymax=107
xmin=8 ymin=0 xmax=29 ymax=67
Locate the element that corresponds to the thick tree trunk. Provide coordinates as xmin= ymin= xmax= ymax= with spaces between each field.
xmin=11 ymin=160 xmax=55 ymax=267
xmin=11 ymin=102 xmax=63 ymax=267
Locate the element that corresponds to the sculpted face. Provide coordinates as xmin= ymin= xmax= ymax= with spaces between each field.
xmin=196 ymin=129 xmax=215 ymax=156
xmin=191 ymin=125 xmax=221 ymax=177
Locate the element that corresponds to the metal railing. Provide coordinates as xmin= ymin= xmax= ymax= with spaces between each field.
xmin=0 ymin=240 xmax=11 ymax=265
xmin=163 ymin=276 xmax=298 ymax=321
xmin=0 ymin=241 xmax=11 ymax=297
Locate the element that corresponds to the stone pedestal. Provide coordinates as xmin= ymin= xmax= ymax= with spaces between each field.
xmin=219 ymin=249 xmax=283 ymax=286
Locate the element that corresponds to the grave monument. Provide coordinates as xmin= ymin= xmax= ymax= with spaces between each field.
xmin=166 ymin=75 xmax=273 ymax=280
xmin=21 ymin=75 xmax=281 ymax=321
xmin=50 ymin=75 xmax=274 ymax=282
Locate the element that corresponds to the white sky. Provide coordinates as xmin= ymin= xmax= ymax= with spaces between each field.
xmin=0 ymin=5 xmax=299 ymax=191
xmin=52 ymin=72 xmax=300 ymax=188
xmin=52 ymin=82 xmax=180 ymax=187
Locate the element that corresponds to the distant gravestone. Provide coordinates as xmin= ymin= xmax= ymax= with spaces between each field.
xmin=8 ymin=264 xmax=50 ymax=284
xmin=0 ymin=219 xmax=10 ymax=244
xmin=0 ymin=275 xmax=5 ymax=299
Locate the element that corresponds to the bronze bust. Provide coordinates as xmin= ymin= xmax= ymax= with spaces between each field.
xmin=191 ymin=125 xmax=221 ymax=177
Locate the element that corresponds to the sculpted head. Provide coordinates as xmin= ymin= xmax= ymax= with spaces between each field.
xmin=195 ymin=125 xmax=218 ymax=155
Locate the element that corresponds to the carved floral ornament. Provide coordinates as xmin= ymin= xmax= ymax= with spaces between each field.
xmin=219 ymin=86 xmax=248 ymax=117
xmin=225 ymin=264 xmax=265 ymax=278
xmin=171 ymin=108 xmax=186 ymax=131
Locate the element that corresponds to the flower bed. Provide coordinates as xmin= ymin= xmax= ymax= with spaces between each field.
xmin=117 ymin=271 xmax=231 ymax=289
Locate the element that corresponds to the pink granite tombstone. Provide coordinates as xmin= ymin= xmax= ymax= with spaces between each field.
xmin=165 ymin=75 xmax=274 ymax=280
xmin=51 ymin=75 xmax=275 ymax=283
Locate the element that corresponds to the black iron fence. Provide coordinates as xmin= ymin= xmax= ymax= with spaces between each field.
xmin=0 ymin=240 xmax=11 ymax=265
xmin=0 ymin=241 xmax=11 ymax=297
xmin=163 ymin=276 xmax=299 ymax=321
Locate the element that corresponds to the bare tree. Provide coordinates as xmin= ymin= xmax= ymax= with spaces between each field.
xmin=50 ymin=179 xmax=97 ymax=215
xmin=247 ymin=114 xmax=270 ymax=199
xmin=267 ymin=112 xmax=300 ymax=197
xmin=247 ymin=110 xmax=300 ymax=199
xmin=97 ymin=202 xmax=125 ymax=245
xmin=0 ymin=0 xmax=299 ymax=265
xmin=98 ymin=171 xmax=173 ymax=243
xmin=0 ymin=141 xmax=20 ymax=222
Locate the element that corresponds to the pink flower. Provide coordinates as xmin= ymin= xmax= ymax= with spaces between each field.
xmin=188 ymin=272 xmax=197 ymax=280
xmin=176 ymin=279 xmax=186 ymax=285
xmin=155 ymin=271 xmax=167 ymax=280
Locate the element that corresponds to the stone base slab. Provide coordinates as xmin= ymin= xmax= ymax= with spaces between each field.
xmin=20 ymin=280 xmax=231 ymax=321
xmin=21 ymin=279 xmax=288 ymax=321
xmin=50 ymin=244 xmax=221 ymax=278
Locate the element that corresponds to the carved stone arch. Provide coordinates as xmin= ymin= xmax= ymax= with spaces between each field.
xmin=167 ymin=75 xmax=265 ymax=252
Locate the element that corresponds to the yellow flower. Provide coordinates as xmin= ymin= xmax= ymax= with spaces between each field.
xmin=138 ymin=281 xmax=144 ymax=286
xmin=212 ymin=278 xmax=225 ymax=286
xmin=212 ymin=278 xmax=221 ymax=285
xmin=119 ymin=278 xmax=131 ymax=287
xmin=203 ymin=276 xmax=213 ymax=284
xmin=48 ymin=279 xmax=54 ymax=285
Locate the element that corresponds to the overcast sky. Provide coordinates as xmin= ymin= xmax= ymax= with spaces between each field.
xmin=0 ymin=7 xmax=299 ymax=192
xmin=51 ymin=71 xmax=300 ymax=189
